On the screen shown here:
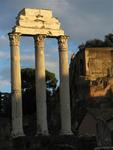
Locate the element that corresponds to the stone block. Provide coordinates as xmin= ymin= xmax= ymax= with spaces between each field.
xmin=12 ymin=8 xmax=65 ymax=36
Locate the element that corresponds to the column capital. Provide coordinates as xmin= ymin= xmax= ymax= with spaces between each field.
xmin=8 ymin=32 xmax=21 ymax=46
xmin=58 ymin=35 xmax=69 ymax=51
xmin=34 ymin=34 xmax=46 ymax=46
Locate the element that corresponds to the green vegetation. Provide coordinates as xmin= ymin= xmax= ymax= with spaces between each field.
xmin=21 ymin=68 xmax=57 ymax=91
xmin=0 ymin=68 xmax=58 ymax=116
xmin=21 ymin=68 xmax=58 ymax=114
xmin=79 ymin=33 xmax=113 ymax=50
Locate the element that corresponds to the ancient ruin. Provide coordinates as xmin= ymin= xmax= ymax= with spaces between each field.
xmin=70 ymin=47 xmax=113 ymax=150
xmin=2 ymin=7 xmax=112 ymax=150
xmin=9 ymin=8 xmax=72 ymax=137
xmin=70 ymin=47 xmax=113 ymax=101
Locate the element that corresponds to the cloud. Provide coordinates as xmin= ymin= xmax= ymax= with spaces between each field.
xmin=0 ymin=51 xmax=9 ymax=59
xmin=0 ymin=0 xmax=113 ymax=92
xmin=20 ymin=51 xmax=59 ymax=76
xmin=0 ymin=35 xmax=9 ymax=47
xmin=0 ymin=80 xmax=10 ymax=92
xmin=45 ymin=53 xmax=59 ymax=79
xmin=0 ymin=80 xmax=10 ymax=87
xmin=1 ymin=0 xmax=112 ymax=43
xmin=60 ymin=0 xmax=113 ymax=43
xmin=21 ymin=54 xmax=34 ymax=62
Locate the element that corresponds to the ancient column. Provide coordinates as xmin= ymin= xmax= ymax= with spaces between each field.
xmin=9 ymin=33 xmax=24 ymax=137
xmin=34 ymin=34 xmax=48 ymax=135
xmin=58 ymin=35 xmax=72 ymax=134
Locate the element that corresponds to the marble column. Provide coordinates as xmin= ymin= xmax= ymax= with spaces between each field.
xmin=9 ymin=33 xmax=24 ymax=137
xmin=34 ymin=34 xmax=48 ymax=135
xmin=58 ymin=35 xmax=72 ymax=134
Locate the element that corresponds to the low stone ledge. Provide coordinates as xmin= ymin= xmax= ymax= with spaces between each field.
xmin=95 ymin=147 xmax=113 ymax=150
xmin=12 ymin=135 xmax=78 ymax=150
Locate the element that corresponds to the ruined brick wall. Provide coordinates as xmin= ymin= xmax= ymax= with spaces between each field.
xmin=85 ymin=48 xmax=113 ymax=97
xmin=70 ymin=48 xmax=113 ymax=100
xmin=85 ymin=48 xmax=113 ymax=80
xmin=69 ymin=48 xmax=113 ymax=131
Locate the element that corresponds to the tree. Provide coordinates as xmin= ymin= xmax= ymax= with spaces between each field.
xmin=21 ymin=68 xmax=57 ymax=91
xmin=21 ymin=68 xmax=58 ymax=114
xmin=104 ymin=33 xmax=113 ymax=47
xmin=0 ymin=92 xmax=11 ymax=117
xmin=21 ymin=68 xmax=60 ymax=134
xmin=85 ymin=39 xmax=104 ymax=48
xmin=78 ymin=33 xmax=113 ymax=50
xmin=46 ymin=70 xmax=58 ymax=91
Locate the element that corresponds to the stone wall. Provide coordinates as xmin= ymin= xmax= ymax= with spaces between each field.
xmin=70 ymin=47 xmax=113 ymax=103
xmin=69 ymin=47 xmax=113 ymax=133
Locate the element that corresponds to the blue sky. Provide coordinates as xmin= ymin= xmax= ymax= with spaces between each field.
xmin=0 ymin=0 xmax=113 ymax=92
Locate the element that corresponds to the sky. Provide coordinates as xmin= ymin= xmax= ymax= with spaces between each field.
xmin=0 ymin=0 xmax=113 ymax=92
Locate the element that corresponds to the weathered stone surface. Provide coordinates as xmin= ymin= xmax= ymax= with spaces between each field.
xmin=9 ymin=8 xmax=72 ymax=137
xmin=70 ymin=47 xmax=113 ymax=101
xmin=12 ymin=8 xmax=64 ymax=36
xmin=34 ymin=34 xmax=48 ymax=135
xmin=9 ymin=33 xmax=24 ymax=137
xmin=70 ymin=47 xmax=113 ymax=135
xmin=95 ymin=147 xmax=113 ymax=150
xmin=85 ymin=48 xmax=113 ymax=81
xmin=58 ymin=36 xmax=72 ymax=134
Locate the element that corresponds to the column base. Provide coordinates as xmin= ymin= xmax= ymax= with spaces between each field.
xmin=36 ymin=130 xmax=49 ymax=136
xmin=11 ymin=130 xmax=25 ymax=138
xmin=60 ymin=129 xmax=73 ymax=135
xmin=95 ymin=147 xmax=113 ymax=150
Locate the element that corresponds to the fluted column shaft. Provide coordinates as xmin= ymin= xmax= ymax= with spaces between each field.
xmin=34 ymin=34 xmax=48 ymax=135
xmin=9 ymin=33 xmax=24 ymax=137
xmin=58 ymin=35 xmax=72 ymax=134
